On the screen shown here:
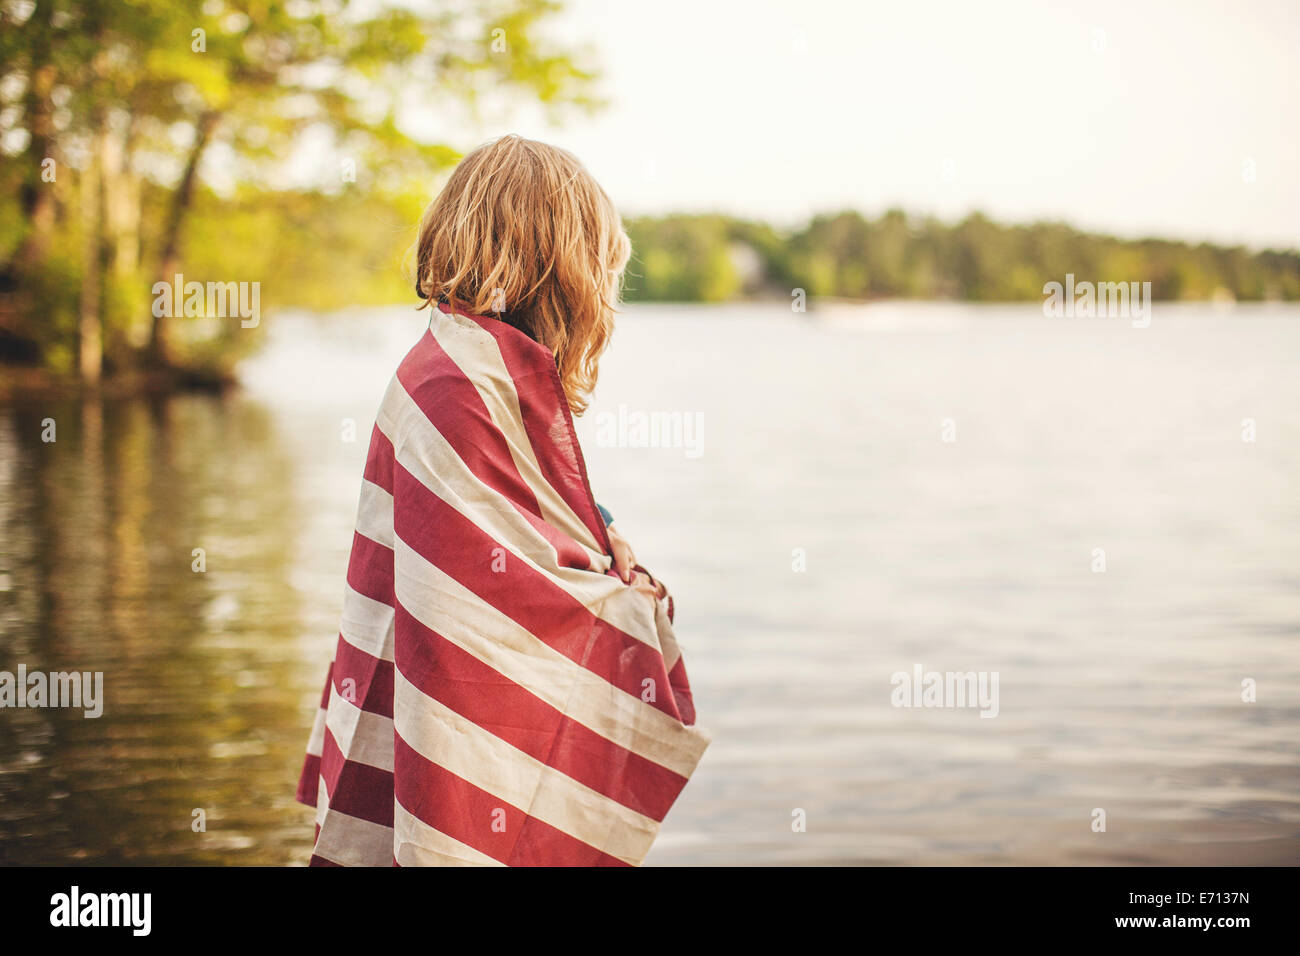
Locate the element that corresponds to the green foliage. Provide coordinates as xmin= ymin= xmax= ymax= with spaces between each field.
xmin=146 ymin=198 xmax=1300 ymax=315
xmin=622 ymin=210 xmax=1300 ymax=304
xmin=184 ymin=187 xmax=418 ymax=311
xmin=625 ymin=216 xmax=741 ymax=302
xmin=0 ymin=0 xmax=601 ymax=381
xmin=3 ymin=0 xmax=1297 ymax=391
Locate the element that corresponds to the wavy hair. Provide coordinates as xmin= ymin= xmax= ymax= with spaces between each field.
xmin=412 ymin=135 xmax=631 ymax=415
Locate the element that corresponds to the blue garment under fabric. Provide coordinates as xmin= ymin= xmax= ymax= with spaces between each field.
xmin=596 ymin=502 xmax=614 ymax=527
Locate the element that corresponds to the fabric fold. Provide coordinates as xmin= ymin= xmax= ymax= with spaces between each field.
xmin=296 ymin=303 xmax=709 ymax=866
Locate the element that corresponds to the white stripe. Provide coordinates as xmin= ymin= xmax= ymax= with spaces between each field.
xmin=354 ymin=478 xmax=394 ymax=549
xmin=338 ymin=584 xmax=395 ymax=663
xmin=393 ymin=802 xmax=503 ymax=867
xmin=324 ymin=684 xmax=395 ymax=773
xmin=304 ymin=704 xmax=327 ymax=758
xmin=393 ymin=536 xmax=709 ymax=778
xmin=315 ymin=773 xmax=330 ymax=827
xmin=375 ymin=373 xmax=574 ymax=572
xmin=428 ymin=310 xmax=604 ymax=557
xmin=654 ymin=595 xmax=683 ymax=673
xmin=313 ymin=798 xmax=394 ymax=867
xmin=393 ymin=669 xmax=660 ymax=865
xmin=377 ymin=381 xmax=656 ymax=645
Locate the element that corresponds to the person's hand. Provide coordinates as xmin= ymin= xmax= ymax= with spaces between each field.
xmin=607 ymin=524 xmax=667 ymax=601
xmin=607 ymin=523 xmax=636 ymax=583
xmin=629 ymin=570 xmax=667 ymax=601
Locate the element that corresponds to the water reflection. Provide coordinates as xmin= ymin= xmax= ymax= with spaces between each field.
xmin=0 ymin=392 xmax=314 ymax=864
xmin=2 ymin=303 xmax=1299 ymax=866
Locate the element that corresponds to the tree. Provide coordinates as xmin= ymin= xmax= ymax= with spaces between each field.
xmin=0 ymin=0 xmax=600 ymax=378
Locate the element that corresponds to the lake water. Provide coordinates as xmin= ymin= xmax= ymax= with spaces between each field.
xmin=1 ymin=301 xmax=1298 ymax=865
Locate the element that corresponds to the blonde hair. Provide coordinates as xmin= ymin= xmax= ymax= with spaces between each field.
xmin=413 ymin=135 xmax=631 ymax=415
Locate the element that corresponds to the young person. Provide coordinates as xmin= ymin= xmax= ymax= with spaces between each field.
xmin=296 ymin=135 xmax=708 ymax=866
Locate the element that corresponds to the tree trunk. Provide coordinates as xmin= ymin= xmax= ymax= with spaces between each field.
xmin=13 ymin=67 xmax=58 ymax=277
xmin=78 ymin=122 xmax=106 ymax=384
xmin=102 ymin=118 xmax=144 ymax=358
xmin=1 ymin=1 xmax=58 ymax=359
xmin=149 ymin=109 xmax=220 ymax=367
xmin=106 ymin=123 xmax=141 ymax=277
xmin=9 ymin=1 xmax=58 ymax=280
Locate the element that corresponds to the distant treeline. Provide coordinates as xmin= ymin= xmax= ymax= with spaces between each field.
xmin=7 ymin=187 xmax=1297 ymax=383
xmin=157 ymin=195 xmax=1300 ymax=322
xmin=623 ymin=211 xmax=1300 ymax=303
xmin=5 ymin=2 xmax=1296 ymax=394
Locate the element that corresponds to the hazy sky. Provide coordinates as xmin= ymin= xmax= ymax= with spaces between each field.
xmin=485 ymin=0 xmax=1299 ymax=250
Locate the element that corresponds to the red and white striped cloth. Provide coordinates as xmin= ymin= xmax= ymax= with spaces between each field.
xmin=296 ymin=302 xmax=710 ymax=866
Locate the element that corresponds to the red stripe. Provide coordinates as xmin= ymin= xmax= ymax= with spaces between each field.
xmin=454 ymin=306 xmax=610 ymax=553
xmin=667 ymin=655 xmax=697 ymax=727
xmin=363 ymin=425 xmax=395 ymax=494
xmin=332 ymin=635 xmax=394 ymax=719
xmin=397 ymin=330 xmax=542 ymax=515
xmin=319 ymin=728 xmax=395 ymax=827
xmin=346 ymin=530 xmax=394 ymax=606
xmin=315 ymin=661 xmax=334 ymax=709
xmin=296 ymin=662 xmax=335 ymax=806
xmin=394 ymin=602 xmax=688 ymax=821
xmin=398 ymin=329 xmax=592 ymax=570
xmin=392 ymin=463 xmax=687 ymax=722
xmin=393 ymin=734 xmax=629 ymax=867
xmin=296 ymin=752 xmax=321 ymax=806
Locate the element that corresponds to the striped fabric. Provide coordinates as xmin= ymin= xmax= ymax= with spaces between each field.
xmin=296 ymin=302 xmax=710 ymax=866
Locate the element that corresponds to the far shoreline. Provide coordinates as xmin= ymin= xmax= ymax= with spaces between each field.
xmin=2 ymin=297 xmax=1294 ymax=403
